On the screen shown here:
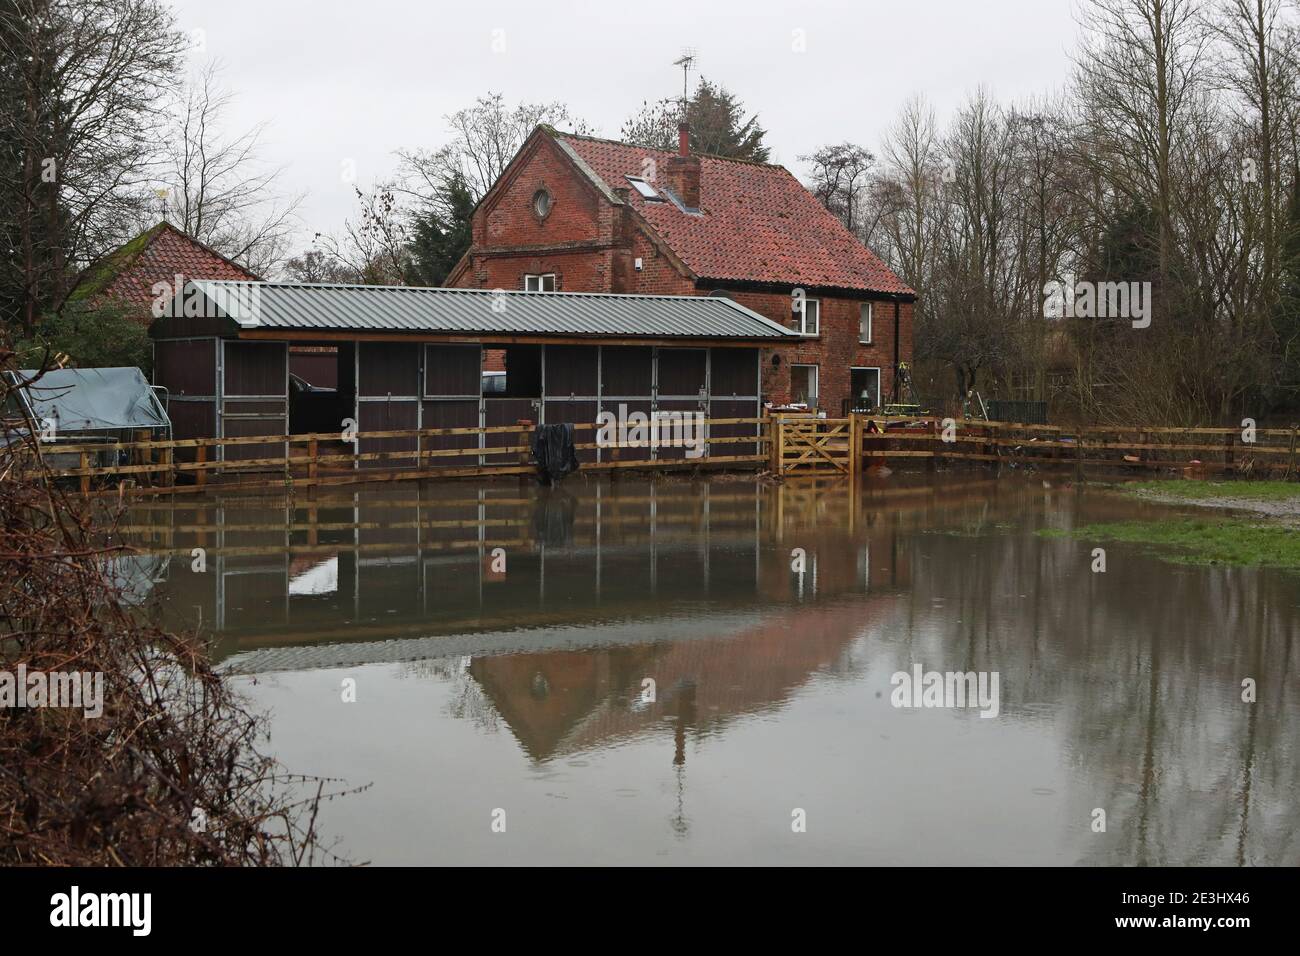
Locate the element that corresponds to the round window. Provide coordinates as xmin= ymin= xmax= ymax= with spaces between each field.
xmin=532 ymin=189 xmax=552 ymax=219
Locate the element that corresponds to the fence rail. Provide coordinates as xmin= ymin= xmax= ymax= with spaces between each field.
xmin=15 ymin=412 xmax=1298 ymax=494
xmin=17 ymin=417 xmax=771 ymax=495
xmin=855 ymin=415 xmax=1300 ymax=477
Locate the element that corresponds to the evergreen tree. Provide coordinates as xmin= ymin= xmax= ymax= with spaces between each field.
xmin=1275 ymin=171 xmax=1300 ymax=393
xmin=405 ymin=173 xmax=475 ymax=287
xmin=621 ymin=77 xmax=770 ymax=162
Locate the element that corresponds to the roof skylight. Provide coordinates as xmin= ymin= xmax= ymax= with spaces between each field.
xmin=625 ymin=176 xmax=662 ymax=200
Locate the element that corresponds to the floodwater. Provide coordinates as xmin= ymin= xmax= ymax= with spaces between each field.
xmin=116 ymin=474 xmax=1299 ymax=865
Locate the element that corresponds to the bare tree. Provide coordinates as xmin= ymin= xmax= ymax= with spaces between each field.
xmin=313 ymin=183 xmax=409 ymax=286
xmin=283 ymin=248 xmax=358 ymax=284
xmin=0 ymin=0 xmax=185 ymax=332
xmin=1074 ymin=0 xmax=1212 ymax=318
xmin=159 ymin=61 xmax=302 ymax=275
xmin=875 ymin=95 xmax=945 ymax=301
xmin=801 ymin=142 xmax=876 ymax=236
xmin=397 ymin=93 xmax=591 ymax=214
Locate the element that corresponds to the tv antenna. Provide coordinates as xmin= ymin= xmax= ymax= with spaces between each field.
xmin=673 ymin=49 xmax=697 ymax=112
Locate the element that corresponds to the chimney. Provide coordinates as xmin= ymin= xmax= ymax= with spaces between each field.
xmin=667 ymin=122 xmax=701 ymax=209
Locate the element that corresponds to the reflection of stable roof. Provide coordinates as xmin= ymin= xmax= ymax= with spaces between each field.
xmin=218 ymin=609 xmax=773 ymax=675
xmin=157 ymin=279 xmax=799 ymax=342
xmin=10 ymin=367 xmax=169 ymax=432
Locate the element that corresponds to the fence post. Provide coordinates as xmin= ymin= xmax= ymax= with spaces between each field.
xmin=162 ymin=445 xmax=174 ymax=487
xmin=777 ymin=416 xmax=788 ymax=475
xmin=848 ymin=414 xmax=860 ymax=480
xmin=136 ymin=429 xmax=152 ymax=487
xmin=518 ymin=422 xmax=532 ymax=484
xmin=195 ymin=444 xmax=207 ymax=489
xmin=79 ymin=451 xmax=90 ymax=495
xmin=308 ymin=438 xmax=318 ymax=482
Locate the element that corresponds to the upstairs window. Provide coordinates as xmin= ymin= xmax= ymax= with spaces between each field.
xmin=524 ymin=273 xmax=556 ymax=292
xmin=796 ymin=298 xmax=820 ymax=336
xmin=859 ymin=302 xmax=873 ymax=343
xmin=625 ymin=176 xmax=663 ymax=200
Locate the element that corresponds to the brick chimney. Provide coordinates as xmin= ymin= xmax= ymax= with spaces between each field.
xmin=666 ymin=121 xmax=701 ymax=209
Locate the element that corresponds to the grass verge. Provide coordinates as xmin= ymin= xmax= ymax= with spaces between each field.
xmin=1122 ymin=480 xmax=1300 ymax=502
xmin=1037 ymin=519 xmax=1300 ymax=570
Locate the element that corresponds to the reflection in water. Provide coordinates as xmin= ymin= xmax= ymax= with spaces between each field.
xmin=114 ymin=475 xmax=1300 ymax=865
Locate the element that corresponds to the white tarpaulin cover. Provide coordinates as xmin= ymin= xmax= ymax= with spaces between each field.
xmin=14 ymin=367 xmax=169 ymax=432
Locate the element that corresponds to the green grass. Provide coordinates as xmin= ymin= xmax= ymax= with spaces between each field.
xmin=1037 ymin=519 xmax=1300 ymax=570
xmin=1123 ymin=479 xmax=1300 ymax=502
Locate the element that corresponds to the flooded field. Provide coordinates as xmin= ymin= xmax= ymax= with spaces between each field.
xmin=116 ymin=474 xmax=1299 ymax=865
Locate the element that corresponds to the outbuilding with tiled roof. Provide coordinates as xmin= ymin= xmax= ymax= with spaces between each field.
xmin=65 ymin=221 xmax=260 ymax=316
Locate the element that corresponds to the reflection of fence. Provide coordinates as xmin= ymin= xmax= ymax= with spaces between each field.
xmin=24 ymin=417 xmax=769 ymax=495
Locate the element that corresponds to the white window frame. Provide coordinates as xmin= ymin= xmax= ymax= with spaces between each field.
xmin=524 ymin=273 xmax=556 ymax=292
xmin=859 ymin=302 xmax=873 ymax=343
xmin=797 ymin=298 xmax=820 ymax=336
xmin=625 ymin=175 xmax=662 ymax=200
xmin=791 ymin=364 xmax=819 ymax=405
xmin=851 ymin=366 xmax=881 ymax=409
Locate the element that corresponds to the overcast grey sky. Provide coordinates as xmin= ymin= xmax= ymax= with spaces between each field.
xmin=166 ymin=0 xmax=1080 ymax=254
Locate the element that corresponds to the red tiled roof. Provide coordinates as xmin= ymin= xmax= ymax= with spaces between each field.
xmin=557 ymin=133 xmax=913 ymax=297
xmin=67 ymin=221 xmax=259 ymax=311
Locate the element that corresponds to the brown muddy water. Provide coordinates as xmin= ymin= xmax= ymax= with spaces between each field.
xmin=114 ymin=474 xmax=1299 ymax=865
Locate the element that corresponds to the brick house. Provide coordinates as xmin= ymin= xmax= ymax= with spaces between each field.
xmin=447 ymin=124 xmax=915 ymax=413
xmin=66 ymin=220 xmax=259 ymax=315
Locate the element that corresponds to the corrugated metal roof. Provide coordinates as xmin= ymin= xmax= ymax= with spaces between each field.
xmin=179 ymin=280 xmax=799 ymax=341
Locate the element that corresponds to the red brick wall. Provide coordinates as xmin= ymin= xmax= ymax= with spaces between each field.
xmin=455 ymin=136 xmax=627 ymax=292
xmin=620 ymin=229 xmax=694 ymax=295
xmin=479 ymin=138 xmax=607 ymax=249
xmin=710 ymin=291 xmax=912 ymax=413
xmin=461 ymin=249 xmax=615 ymax=293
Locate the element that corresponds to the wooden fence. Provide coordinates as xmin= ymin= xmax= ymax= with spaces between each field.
xmin=857 ymin=415 xmax=1300 ymax=478
xmin=16 ymin=413 xmax=1299 ymax=495
xmin=19 ymin=417 xmax=770 ymax=495
xmin=764 ymin=414 xmax=1300 ymax=478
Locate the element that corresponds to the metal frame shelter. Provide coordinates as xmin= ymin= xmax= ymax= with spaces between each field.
xmin=3 ymin=366 xmax=171 ymax=468
xmin=150 ymin=281 xmax=798 ymax=465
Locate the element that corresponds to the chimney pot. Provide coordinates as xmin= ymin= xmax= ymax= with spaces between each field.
xmin=678 ymin=122 xmax=690 ymax=157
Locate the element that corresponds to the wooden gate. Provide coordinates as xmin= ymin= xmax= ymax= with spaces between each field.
xmin=774 ymin=416 xmax=858 ymax=476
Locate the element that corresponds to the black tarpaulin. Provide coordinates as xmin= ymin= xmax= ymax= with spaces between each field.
xmin=531 ymin=423 xmax=580 ymax=486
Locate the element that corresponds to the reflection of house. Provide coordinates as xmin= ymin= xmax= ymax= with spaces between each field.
xmin=468 ymin=596 xmax=901 ymax=762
